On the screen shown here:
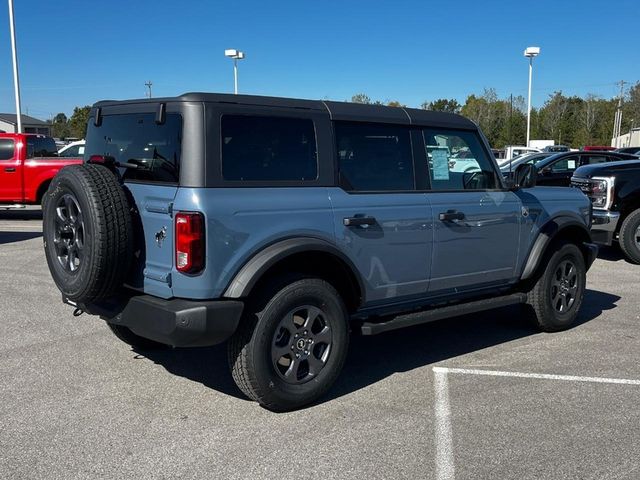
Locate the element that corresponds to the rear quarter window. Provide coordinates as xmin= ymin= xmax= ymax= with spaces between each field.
xmin=85 ymin=113 xmax=182 ymax=184
xmin=221 ymin=115 xmax=318 ymax=182
xmin=0 ymin=139 xmax=15 ymax=160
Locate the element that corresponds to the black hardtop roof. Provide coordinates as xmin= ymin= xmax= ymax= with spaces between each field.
xmin=93 ymin=92 xmax=477 ymax=129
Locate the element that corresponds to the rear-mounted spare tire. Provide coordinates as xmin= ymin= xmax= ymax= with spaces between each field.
xmin=43 ymin=164 xmax=133 ymax=304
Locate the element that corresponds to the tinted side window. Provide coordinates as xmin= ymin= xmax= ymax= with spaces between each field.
xmin=550 ymin=156 xmax=578 ymax=172
xmin=0 ymin=139 xmax=15 ymax=160
xmin=423 ymin=129 xmax=497 ymax=190
xmin=335 ymin=122 xmax=414 ymax=191
xmin=26 ymin=137 xmax=58 ymax=158
xmin=85 ymin=113 xmax=182 ymax=184
xmin=584 ymin=155 xmax=608 ymax=165
xmin=222 ymin=115 xmax=317 ymax=182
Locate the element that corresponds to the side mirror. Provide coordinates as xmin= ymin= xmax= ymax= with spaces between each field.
xmin=514 ymin=163 xmax=537 ymax=189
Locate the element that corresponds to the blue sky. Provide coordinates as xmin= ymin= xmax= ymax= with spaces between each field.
xmin=0 ymin=0 xmax=638 ymax=119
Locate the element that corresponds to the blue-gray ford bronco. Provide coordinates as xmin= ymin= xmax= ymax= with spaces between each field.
xmin=42 ymin=93 xmax=597 ymax=411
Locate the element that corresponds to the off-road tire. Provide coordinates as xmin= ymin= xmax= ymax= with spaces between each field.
xmin=107 ymin=324 xmax=168 ymax=349
xmin=527 ymin=243 xmax=586 ymax=332
xmin=618 ymin=209 xmax=640 ymax=264
xmin=227 ymin=276 xmax=350 ymax=412
xmin=43 ymin=164 xmax=133 ymax=304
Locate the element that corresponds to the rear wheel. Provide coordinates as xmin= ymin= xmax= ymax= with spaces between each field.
xmin=527 ymin=243 xmax=586 ymax=332
xmin=618 ymin=209 xmax=640 ymax=264
xmin=227 ymin=277 xmax=349 ymax=412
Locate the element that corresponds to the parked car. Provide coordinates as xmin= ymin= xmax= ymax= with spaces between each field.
xmin=42 ymin=93 xmax=596 ymax=411
xmin=57 ymin=140 xmax=85 ymax=158
xmin=615 ymin=146 xmax=640 ymax=155
xmin=0 ymin=133 xmax=83 ymax=206
xmin=534 ymin=151 xmax=639 ymax=187
xmin=499 ymin=145 xmax=541 ymax=163
xmin=572 ymin=160 xmax=640 ymax=263
xmin=500 ymin=152 xmax=554 ymax=178
xmin=543 ymin=145 xmax=570 ymax=153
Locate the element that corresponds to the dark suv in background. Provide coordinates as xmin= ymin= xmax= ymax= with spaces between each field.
xmin=42 ymin=93 xmax=596 ymax=411
xmin=535 ymin=150 xmax=639 ymax=187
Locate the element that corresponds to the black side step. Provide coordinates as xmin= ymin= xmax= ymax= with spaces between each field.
xmin=359 ymin=293 xmax=527 ymax=335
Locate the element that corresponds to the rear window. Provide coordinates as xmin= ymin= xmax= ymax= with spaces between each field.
xmin=26 ymin=136 xmax=58 ymax=158
xmin=0 ymin=139 xmax=15 ymax=160
xmin=85 ymin=113 xmax=182 ymax=184
xmin=221 ymin=115 xmax=318 ymax=182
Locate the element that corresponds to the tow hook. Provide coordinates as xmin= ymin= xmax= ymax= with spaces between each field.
xmin=73 ymin=308 xmax=84 ymax=317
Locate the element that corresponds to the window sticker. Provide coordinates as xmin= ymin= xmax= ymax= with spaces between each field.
xmin=431 ymin=148 xmax=450 ymax=180
xmin=567 ymin=159 xmax=576 ymax=169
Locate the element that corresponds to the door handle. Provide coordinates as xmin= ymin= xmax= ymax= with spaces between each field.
xmin=343 ymin=216 xmax=377 ymax=227
xmin=4 ymin=167 xmax=16 ymax=173
xmin=439 ymin=210 xmax=465 ymax=222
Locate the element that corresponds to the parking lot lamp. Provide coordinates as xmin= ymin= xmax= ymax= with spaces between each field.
xmin=224 ymin=49 xmax=245 ymax=95
xmin=8 ymin=0 xmax=23 ymax=133
xmin=524 ymin=46 xmax=540 ymax=147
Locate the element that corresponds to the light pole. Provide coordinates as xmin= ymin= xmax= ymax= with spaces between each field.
xmin=524 ymin=46 xmax=540 ymax=147
xmin=8 ymin=0 xmax=23 ymax=133
xmin=224 ymin=49 xmax=245 ymax=94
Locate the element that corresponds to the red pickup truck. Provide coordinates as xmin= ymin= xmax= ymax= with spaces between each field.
xmin=0 ymin=133 xmax=83 ymax=206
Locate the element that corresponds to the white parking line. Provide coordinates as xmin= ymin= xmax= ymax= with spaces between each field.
xmin=432 ymin=366 xmax=640 ymax=480
xmin=433 ymin=368 xmax=455 ymax=480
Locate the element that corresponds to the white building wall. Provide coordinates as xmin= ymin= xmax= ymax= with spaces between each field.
xmin=0 ymin=119 xmax=16 ymax=133
xmin=612 ymin=128 xmax=640 ymax=148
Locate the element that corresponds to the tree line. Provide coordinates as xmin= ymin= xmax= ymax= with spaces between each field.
xmin=351 ymin=82 xmax=640 ymax=148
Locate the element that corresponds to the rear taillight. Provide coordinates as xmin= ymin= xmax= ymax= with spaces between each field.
xmin=175 ymin=212 xmax=205 ymax=274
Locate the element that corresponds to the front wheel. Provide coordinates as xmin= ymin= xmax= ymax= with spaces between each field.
xmin=527 ymin=243 xmax=586 ymax=332
xmin=618 ymin=208 xmax=640 ymax=264
xmin=227 ymin=277 xmax=349 ymax=412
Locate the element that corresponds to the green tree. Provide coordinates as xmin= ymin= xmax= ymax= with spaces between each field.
xmin=68 ymin=106 xmax=91 ymax=138
xmin=351 ymin=93 xmax=372 ymax=104
xmin=421 ymin=98 xmax=461 ymax=113
xmin=386 ymin=100 xmax=405 ymax=107
xmin=51 ymin=112 xmax=71 ymax=139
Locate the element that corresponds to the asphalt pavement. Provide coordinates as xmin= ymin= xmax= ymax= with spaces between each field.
xmin=1 ymin=207 xmax=639 ymax=480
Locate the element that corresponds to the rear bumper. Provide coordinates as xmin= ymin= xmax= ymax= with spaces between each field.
xmin=590 ymin=210 xmax=620 ymax=246
xmin=72 ymin=295 xmax=244 ymax=347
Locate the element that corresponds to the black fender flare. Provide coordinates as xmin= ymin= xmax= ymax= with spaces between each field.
xmin=223 ymin=237 xmax=365 ymax=302
xmin=520 ymin=216 xmax=592 ymax=280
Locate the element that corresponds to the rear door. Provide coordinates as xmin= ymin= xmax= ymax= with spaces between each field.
xmin=330 ymin=122 xmax=433 ymax=304
xmin=0 ymin=138 xmax=21 ymax=202
xmin=84 ymin=107 xmax=185 ymax=298
xmin=422 ymin=128 xmax=522 ymax=293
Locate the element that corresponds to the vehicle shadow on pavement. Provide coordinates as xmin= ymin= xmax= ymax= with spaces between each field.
xmin=134 ymin=343 xmax=248 ymax=401
xmin=134 ymin=288 xmax=620 ymax=407
xmin=597 ymin=246 xmax=626 ymax=263
xmin=324 ymin=288 xmax=620 ymax=404
xmin=0 ymin=231 xmax=43 ymax=244
xmin=0 ymin=209 xmax=43 ymax=221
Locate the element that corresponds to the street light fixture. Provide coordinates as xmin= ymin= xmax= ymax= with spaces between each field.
xmin=524 ymin=46 xmax=540 ymax=147
xmin=224 ymin=49 xmax=245 ymax=95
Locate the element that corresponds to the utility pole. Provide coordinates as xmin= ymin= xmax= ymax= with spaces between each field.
xmin=509 ymin=93 xmax=513 ymax=146
xmin=145 ymin=80 xmax=153 ymax=98
xmin=613 ymin=80 xmax=625 ymax=147
xmin=8 ymin=0 xmax=23 ymax=133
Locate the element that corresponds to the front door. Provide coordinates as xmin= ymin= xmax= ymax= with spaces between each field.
xmin=330 ymin=122 xmax=432 ymax=305
xmin=0 ymin=138 xmax=22 ymax=203
xmin=537 ymin=155 xmax=579 ymax=186
xmin=422 ymin=127 xmax=521 ymax=293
